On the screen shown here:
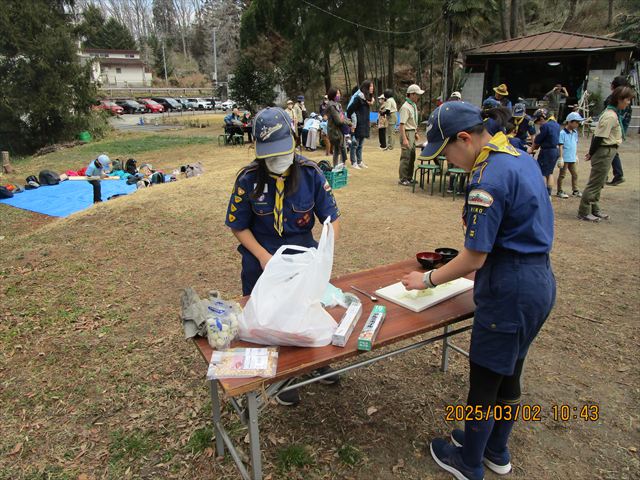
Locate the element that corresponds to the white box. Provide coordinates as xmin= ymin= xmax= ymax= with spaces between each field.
xmin=332 ymin=300 xmax=363 ymax=347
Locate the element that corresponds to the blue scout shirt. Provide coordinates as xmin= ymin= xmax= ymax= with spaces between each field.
xmin=534 ymin=119 xmax=560 ymax=149
xmin=508 ymin=136 xmax=526 ymax=151
xmin=463 ymin=132 xmax=554 ymax=255
xmin=558 ymin=128 xmax=578 ymax=163
xmin=514 ymin=115 xmax=535 ymax=141
xmin=225 ymin=156 xmax=340 ymax=241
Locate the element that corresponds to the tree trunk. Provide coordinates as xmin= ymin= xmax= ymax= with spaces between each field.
xmin=607 ymin=0 xmax=613 ymax=27
xmin=500 ymin=0 xmax=510 ymax=39
xmin=323 ymin=45 xmax=331 ymax=92
xmin=510 ymin=0 xmax=519 ymax=38
xmin=387 ymin=17 xmax=395 ymax=88
xmin=356 ymin=26 xmax=365 ymax=84
xmin=518 ymin=0 xmax=526 ymax=36
xmin=562 ymin=0 xmax=578 ymax=30
xmin=337 ymin=41 xmax=350 ymax=94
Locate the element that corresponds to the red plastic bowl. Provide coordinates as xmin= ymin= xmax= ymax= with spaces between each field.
xmin=416 ymin=251 xmax=443 ymax=269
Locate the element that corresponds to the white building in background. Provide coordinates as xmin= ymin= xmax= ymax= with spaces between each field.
xmin=78 ymin=48 xmax=152 ymax=87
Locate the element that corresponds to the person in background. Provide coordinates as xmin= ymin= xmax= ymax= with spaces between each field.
xmin=482 ymin=98 xmax=501 ymax=112
xmin=529 ymin=108 xmax=560 ymax=196
xmin=506 ymin=123 xmax=526 ymax=151
xmin=304 ymin=113 xmax=321 ymax=151
xmin=225 ymin=107 xmax=341 ymax=406
xmin=284 ymin=100 xmax=297 ymax=130
xmin=604 ymin=76 xmax=633 ymax=186
xmin=293 ymin=95 xmax=307 ymax=144
xmin=347 ymin=80 xmax=375 ymax=169
xmin=319 ymin=95 xmax=329 ymax=117
xmin=398 ymin=84 xmax=424 ymax=186
xmin=578 ymin=86 xmax=634 ymax=222
xmin=240 ymin=111 xmax=253 ymax=143
xmin=85 ymin=154 xmax=112 ymax=204
xmin=511 ymin=103 xmax=536 ymax=145
xmin=383 ymin=89 xmax=398 ymax=150
xmin=224 ymin=108 xmax=244 ymax=143
xmin=326 ymin=87 xmax=351 ymax=166
xmin=544 ymin=84 xmax=569 ymax=121
xmin=377 ymin=93 xmax=388 ymax=150
xmin=484 ymin=84 xmax=512 ymax=109
xmin=319 ymin=114 xmax=331 ymax=156
xmin=447 ymin=91 xmax=462 ymax=102
xmin=556 ymin=112 xmax=584 ymax=199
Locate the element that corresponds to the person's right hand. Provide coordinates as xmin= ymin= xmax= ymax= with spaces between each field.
xmin=402 ymin=137 xmax=409 ymax=148
xmin=259 ymin=253 xmax=272 ymax=270
xmin=584 ymin=153 xmax=591 ymax=162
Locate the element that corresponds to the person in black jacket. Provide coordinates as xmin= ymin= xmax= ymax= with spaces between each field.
xmin=347 ymin=80 xmax=375 ymax=169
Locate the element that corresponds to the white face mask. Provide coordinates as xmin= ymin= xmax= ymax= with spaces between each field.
xmin=265 ymin=152 xmax=294 ymax=175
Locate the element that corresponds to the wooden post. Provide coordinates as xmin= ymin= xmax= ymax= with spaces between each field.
xmin=1 ymin=151 xmax=14 ymax=174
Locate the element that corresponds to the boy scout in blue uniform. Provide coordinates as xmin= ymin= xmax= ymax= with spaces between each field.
xmin=225 ymin=107 xmax=341 ymax=405
xmin=530 ymin=108 xmax=561 ymax=196
xmin=511 ymin=103 xmax=535 ymax=144
xmin=403 ymin=102 xmax=556 ymax=480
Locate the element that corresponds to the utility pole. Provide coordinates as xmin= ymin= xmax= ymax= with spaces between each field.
xmin=161 ymin=40 xmax=168 ymax=86
xmin=212 ymin=27 xmax=218 ymax=85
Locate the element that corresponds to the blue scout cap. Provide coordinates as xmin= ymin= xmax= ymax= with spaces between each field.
xmin=513 ymin=103 xmax=526 ymax=117
xmin=566 ymin=111 xmax=584 ymax=122
xmin=532 ymin=108 xmax=549 ymax=121
xmin=253 ymin=107 xmax=295 ymax=159
xmin=420 ymin=102 xmax=484 ymax=160
xmin=482 ymin=98 xmax=500 ymax=109
xmin=297 ymin=95 xmax=304 ymax=101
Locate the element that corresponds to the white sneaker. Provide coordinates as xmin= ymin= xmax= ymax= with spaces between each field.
xmin=360 ymin=163 xmax=368 ymax=168
xmin=556 ymin=191 xmax=569 ymax=199
xmin=352 ymin=164 xmax=361 ymax=170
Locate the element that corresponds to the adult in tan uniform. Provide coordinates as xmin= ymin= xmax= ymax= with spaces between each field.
xmin=578 ymin=86 xmax=634 ymax=222
xmin=398 ymin=84 xmax=424 ymax=186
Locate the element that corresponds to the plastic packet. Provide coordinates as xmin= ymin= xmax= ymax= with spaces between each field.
xmin=206 ymin=347 xmax=279 ymax=379
xmin=206 ymin=298 xmax=241 ymax=350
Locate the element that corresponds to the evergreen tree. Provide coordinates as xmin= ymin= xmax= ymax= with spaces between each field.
xmin=229 ymin=55 xmax=277 ymax=113
xmin=0 ymin=0 xmax=99 ymax=153
xmin=80 ymin=8 xmax=137 ymax=50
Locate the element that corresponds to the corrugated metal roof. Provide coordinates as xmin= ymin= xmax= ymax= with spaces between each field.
xmin=96 ymin=57 xmax=145 ymax=66
xmin=465 ymin=30 xmax=635 ymax=55
xmin=84 ymin=48 xmax=139 ymax=54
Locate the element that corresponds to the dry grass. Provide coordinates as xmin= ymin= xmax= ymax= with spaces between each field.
xmin=1 ymin=124 xmax=638 ymax=479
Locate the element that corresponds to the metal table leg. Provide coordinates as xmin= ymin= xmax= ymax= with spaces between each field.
xmin=246 ymin=391 xmax=263 ymax=480
xmin=209 ymin=380 xmax=225 ymax=457
xmin=440 ymin=324 xmax=450 ymax=372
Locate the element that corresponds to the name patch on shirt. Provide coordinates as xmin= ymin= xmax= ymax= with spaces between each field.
xmin=468 ymin=189 xmax=494 ymax=208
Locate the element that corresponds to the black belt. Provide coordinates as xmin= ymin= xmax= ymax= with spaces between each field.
xmin=487 ymin=248 xmax=549 ymax=265
xmin=601 ymin=144 xmax=618 ymax=149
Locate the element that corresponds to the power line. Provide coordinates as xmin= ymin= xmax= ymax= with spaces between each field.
xmin=300 ymin=0 xmax=442 ymax=35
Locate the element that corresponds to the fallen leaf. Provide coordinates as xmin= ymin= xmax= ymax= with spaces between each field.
xmin=8 ymin=442 xmax=22 ymax=456
xmin=367 ymin=406 xmax=378 ymax=416
xmin=268 ymin=433 xmax=278 ymax=445
xmin=629 ymin=446 xmax=637 ymax=453
xmin=392 ymin=458 xmax=405 ymax=473
xmin=244 ymin=433 xmax=250 ymax=444
xmin=618 ymin=366 xmax=630 ymax=372
xmin=204 ymin=447 xmax=214 ymax=458
xmin=77 ymin=474 xmax=91 ymax=480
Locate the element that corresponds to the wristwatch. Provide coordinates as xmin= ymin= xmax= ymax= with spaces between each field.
xmin=422 ymin=270 xmax=437 ymax=289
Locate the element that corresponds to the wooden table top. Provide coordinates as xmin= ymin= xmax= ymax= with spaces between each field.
xmin=194 ymin=259 xmax=475 ymax=397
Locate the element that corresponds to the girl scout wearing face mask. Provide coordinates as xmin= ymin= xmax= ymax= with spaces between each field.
xmin=225 ymin=107 xmax=341 ymax=297
xmin=403 ymin=102 xmax=555 ymax=480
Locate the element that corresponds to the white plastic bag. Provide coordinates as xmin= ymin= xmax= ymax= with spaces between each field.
xmin=239 ymin=218 xmax=337 ymax=347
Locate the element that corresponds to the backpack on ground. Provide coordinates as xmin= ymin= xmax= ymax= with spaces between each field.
xmin=25 ymin=175 xmax=40 ymax=189
xmin=150 ymin=172 xmax=165 ymax=184
xmin=0 ymin=186 xmax=14 ymax=199
xmin=38 ymin=169 xmax=60 ymax=185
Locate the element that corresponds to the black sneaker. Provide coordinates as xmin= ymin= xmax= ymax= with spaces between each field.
xmin=606 ymin=178 xmax=625 ymax=186
xmin=310 ymin=366 xmax=341 ymax=385
xmin=275 ymin=388 xmax=301 ymax=406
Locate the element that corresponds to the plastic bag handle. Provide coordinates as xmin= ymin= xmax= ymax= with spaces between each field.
xmin=273 ymin=244 xmax=312 ymax=257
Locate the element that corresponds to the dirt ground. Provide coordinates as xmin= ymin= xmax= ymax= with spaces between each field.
xmin=0 ymin=122 xmax=638 ymax=480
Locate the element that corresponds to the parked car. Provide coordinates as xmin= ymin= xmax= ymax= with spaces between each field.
xmin=92 ymin=100 xmax=124 ymax=116
xmin=187 ymin=98 xmax=212 ymax=110
xmin=177 ymin=98 xmax=197 ymax=110
xmin=115 ymin=99 xmax=146 ymax=114
xmin=139 ymin=98 xmax=164 ymax=113
xmin=221 ymin=99 xmax=237 ymax=111
xmin=214 ymin=100 xmax=223 ymax=110
xmin=151 ymin=97 xmax=182 ymax=112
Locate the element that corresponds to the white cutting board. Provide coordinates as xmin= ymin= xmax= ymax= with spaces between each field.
xmin=375 ymin=278 xmax=474 ymax=312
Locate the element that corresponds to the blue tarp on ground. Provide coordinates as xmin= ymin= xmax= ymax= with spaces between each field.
xmin=0 ymin=179 xmax=137 ymax=217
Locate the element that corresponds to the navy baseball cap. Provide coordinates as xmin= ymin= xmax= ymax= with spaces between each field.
xmin=420 ymin=102 xmax=483 ymax=160
xmin=253 ymin=107 xmax=295 ymax=159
